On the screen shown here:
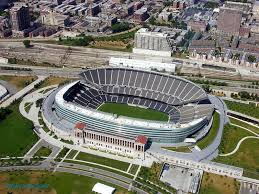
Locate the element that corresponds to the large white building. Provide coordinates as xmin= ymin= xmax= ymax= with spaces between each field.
xmin=109 ymin=57 xmax=177 ymax=72
xmin=133 ymin=28 xmax=173 ymax=57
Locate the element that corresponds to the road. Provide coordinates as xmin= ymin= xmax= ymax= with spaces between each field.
xmin=0 ymin=163 xmax=148 ymax=194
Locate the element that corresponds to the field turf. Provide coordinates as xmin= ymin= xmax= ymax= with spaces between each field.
xmin=98 ymin=103 xmax=168 ymax=121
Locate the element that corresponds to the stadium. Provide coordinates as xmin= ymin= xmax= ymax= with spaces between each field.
xmin=44 ymin=67 xmax=215 ymax=145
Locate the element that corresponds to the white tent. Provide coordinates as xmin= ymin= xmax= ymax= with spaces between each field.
xmin=92 ymin=183 xmax=115 ymax=194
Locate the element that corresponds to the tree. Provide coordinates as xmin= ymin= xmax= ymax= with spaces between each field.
xmin=111 ymin=22 xmax=130 ymax=33
xmin=23 ymin=40 xmax=31 ymax=48
xmin=247 ymin=55 xmax=256 ymax=63
xmin=149 ymin=16 xmax=156 ymax=25
xmin=202 ymin=84 xmax=212 ymax=93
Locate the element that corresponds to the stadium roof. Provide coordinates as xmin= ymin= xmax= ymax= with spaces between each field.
xmin=92 ymin=183 xmax=115 ymax=194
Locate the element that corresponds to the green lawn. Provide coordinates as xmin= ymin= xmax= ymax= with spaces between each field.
xmin=56 ymin=148 xmax=70 ymax=159
xmin=76 ymin=152 xmax=130 ymax=171
xmin=129 ymin=164 xmax=139 ymax=175
xmin=24 ymin=102 xmax=33 ymax=113
xmin=66 ymin=150 xmax=78 ymax=159
xmin=33 ymin=146 xmax=52 ymax=158
xmin=214 ymin=139 xmax=259 ymax=179
xmin=218 ymin=123 xmax=254 ymax=154
xmin=0 ymin=101 xmax=38 ymax=157
xmin=224 ymin=100 xmax=259 ymax=119
xmin=0 ymin=171 xmax=130 ymax=194
xmin=200 ymin=172 xmax=240 ymax=194
xmin=197 ymin=112 xmax=220 ymax=149
xmin=64 ymin=159 xmax=133 ymax=179
xmin=229 ymin=117 xmax=259 ymax=134
xmin=98 ymin=103 xmax=168 ymax=121
xmin=162 ymin=146 xmax=191 ymax=152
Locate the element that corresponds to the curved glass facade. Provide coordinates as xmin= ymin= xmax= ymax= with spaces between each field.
xmin=54 ymin=97 xmax=209 ymax=143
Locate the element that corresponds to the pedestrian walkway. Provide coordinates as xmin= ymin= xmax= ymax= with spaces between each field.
xmin=127 ymin=163 xmax=132 ymax=173
xmin=53 ymin=149 xmax=71 ymax=172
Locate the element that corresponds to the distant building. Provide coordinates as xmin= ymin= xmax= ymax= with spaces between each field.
xmin=217 ymin=8 xmax=242 ymax=36
xmin=10 ymin=3 xmax=30 ymax=31
xmin=189 ymin=40 xmax=215 ymax=53
xmin=133 ymin=28 xmax=172 ymax=57
xmin=133 ymin=8 xmax=149 ymax=23
xmin=188 ymin=21 xmax=207 ymax=32
xmin=41 ymin=11 xmax=70 ymax=27
xmin=89 ymin=3 xmax=100 ymax=16
xmin=172 ymin=0 xmax=186 ymax=10
xmin=158 ymin=10 xmax=172 ymax=22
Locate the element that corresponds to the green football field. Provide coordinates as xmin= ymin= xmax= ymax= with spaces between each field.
xmin=98 ymin=103 xmax=168 ymax=121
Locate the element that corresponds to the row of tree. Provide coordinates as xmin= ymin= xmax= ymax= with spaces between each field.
xmin=231 ymin=91 xmax=259 ymax=101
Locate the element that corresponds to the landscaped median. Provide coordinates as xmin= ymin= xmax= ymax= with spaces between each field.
xmin=161 ymin=146 xmax=191 ymax=153
xmin=75 ymin=152 xmax=130 ymax=171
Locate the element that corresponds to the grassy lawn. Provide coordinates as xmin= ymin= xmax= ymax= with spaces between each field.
xmin=64 ymin=160 xmax=133 ymax=179
xmin=76 ymin=152 xmax=130 ymax=171
xmin=98 ymin=103 xmax=168 ymax=121
xmin=162 ymin=146 xmax=191 ymax=152
xmin=24 ymin=102 xmax=33 ymax=113
xmin=129 ymin=164 xmax=139 ymax=175
xmin=66 ymin=150 xmax=78 ymax=159
xmin=229 ymin=117 xmax=259 ymax=134
xmin=0 ymin=171 xmax=130 ymax=194
xmin=33 ymin=146 xmax=52 ymax=158
xmin=218 ymin=123 xmax=254 ymax=154
xmin=0 ymin=75 xmax=36 ymax=90
xmin=0 ymin=101 xmax=38 ymax=157
xmin=197 ymin=112 xmax=220 ymax=149
xmin=224 ymin=100 xmax=259 ymax=119
xmin=56 ymin=148 xmax=70 ymax=159
xmin=200 ymin=172 xmax=240 ymax=194
xmin=214 ymin=138 xmax=259 ymax=179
